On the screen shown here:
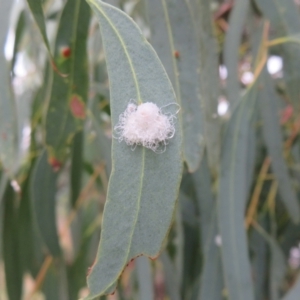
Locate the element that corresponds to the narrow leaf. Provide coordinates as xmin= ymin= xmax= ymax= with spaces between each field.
xmin=0 ymin=0 xmax=18 ymax=175
xmin=70 ymin=131 xmax=84 ymax=207
xmin=85 ymin=0 xmax=182 ymax=298
xmin=218 ymin=87 xmax=257 ymax=300
xmin=31 ymin=150 xmax=61 ymax=257
xmin=3 ymin=185 xmax=22 ymax=300
xmin=193 ymin=156 xmax=223 ymax=300
xmin=258 ymin=69 xmax=300 ymax=223
xmin=136 ymin=256 xmax=154 ymax=300
xmin=144 ymin=0 xmax=205 ymax=172
xmin=45 ymin=0 xmax=90 ymax=162
xmin=197 ymin=0 xmax=221 ymax=174
xmin=224 ymin=0 xmax=249 ymax=108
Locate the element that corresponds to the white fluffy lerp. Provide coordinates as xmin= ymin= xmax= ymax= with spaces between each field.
xmin=114 ymin=102 xmax=176 ymax=152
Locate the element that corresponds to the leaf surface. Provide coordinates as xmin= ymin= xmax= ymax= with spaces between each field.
xmin=255 ymin=0 xmax=300 ymax=110
xmin=144 ymin=0 xmax=205 ymax=172
xmin=217 ymin=87 xmax=257 ymax=300
xmin=45 ymin=0 xmax=90 ymax=162
xmin=0 ymin=0 xmax=18 ymax=175
xmin=258 ymin=69 xmax=300 ymax=223
xmin=31 ymin=150 xmax=61 ymax=257
xmin=85 ymin=0 xmax=182 ymax=298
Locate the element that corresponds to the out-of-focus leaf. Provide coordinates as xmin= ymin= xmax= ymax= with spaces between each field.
xmin=3 ymin=185 xmax=22 ymax=300
xmin=85 ymin=0 xmax=182 ymax=298
xmin=144 ymin=0 xmax=205 ymax=172
xmin=45 ymin=0 xmax=90 ymax=162
xmin=224 ymin=0 xmax=249 ymax=108
xmin=25 ymin=0 xmax=58 ymax=69
xmin=255 ymin=0 xmax=300 ymax=110
xmin=136 ymin=256 xmax=154 ymax=300
xmin=31 ymin=150 xmax=61 ymax=257
xmin=282 ymin=275 xmax=300 ymax=300
xmin=18 ymin=164 xmax=44 ymax=277
xmin=253 ymin=223 xmax=287 ymax=300
xmin=193 ymin=155 xmax=223 ymax=300
xmin=68 ymin=200 xmax=101 ymax=299
xmin=250 ymin=218 xmax=267 ymax=300
xmin=196 ymin=0 xmax=221 ymax=174
xmin=42 ymin=260 xmax=69 ymax=300
xmin=70 ymin=131 xmax=83 ymax=207
xmin=0 ymin=0 xmax=18 ymax=175
xmin=11 ymin=10 xmax=26 ymax=76
xmin=218 ymin=86 xmax=257 ymax=300
xmin=160 ymin=252 xmax=181 ymax=300
xmin=258 ymin=69 xmax=300 ymax=223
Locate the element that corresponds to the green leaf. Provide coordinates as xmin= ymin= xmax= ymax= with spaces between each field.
xmin=45 ymin=0 xmax=90 ymax=162
xmin=160 ymin=252 xmax=181 ymax=300
xmin=11 ymin=9 xmax=26 ymax=76
xmin=217 ymin=87 xmax=257 ymax=300
xmin=85 ymin=0 xmax=182 ymax=298
xmin=250 ymin=218 xmax=268 ymax=300
xmin=70 ymin=131 xmax=84 ymax=207
xmin=3 ymin=185 xmax=22 ymax=300
xmin=18 ymin=164 xmax=44 ymax=277
xmin=282 ymin=274 xmax=300 ymax=300
xmin=253 ymin=223 xmax=287 ymax=300
xmin=0 ymin=0 xmax=18 ymax=175
xmin=25 ymin=0 xmax=60 ymax=72
xmin=144 ymin=0 xmax=205 ymax=172
xmin=136 ymin=256 xmax=154 ymax=300
xmin=254 ymin=0 xmax=300 ymax=110
xmin=196 ymin=0 xmax=221 ymax=174
xmin=258 ymin=69 xmax=300 ymax=223
xmin=31 ymin=150 xmax=61 ymax=257
xmin=224 ymin=0 xmax=249 ymax=108
xmin=192 ymin=156 xmax=223 ymax=300
xmin=42 ymin=260 xmax=69 ymax=300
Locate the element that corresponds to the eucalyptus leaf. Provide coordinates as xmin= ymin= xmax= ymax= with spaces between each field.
xmin=85 ymin=0 xmax=182 ymax=298
xmin=144 ymin=0 xmax=205 ymax=172
xmin=217 ymin=86 xmax=257 ymax=300
xmin=45 ymin=0 xmax=90 ymax=162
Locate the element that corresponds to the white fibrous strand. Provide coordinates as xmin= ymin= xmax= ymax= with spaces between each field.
xmin=114 ymin=102 xmax=176 ymax=153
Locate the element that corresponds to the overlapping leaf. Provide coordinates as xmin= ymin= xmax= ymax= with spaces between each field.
xmin=258 ymin=69 xmax=300 ymax=223
xmin=0 ymin=0 xmax=18 ymax=176
xmin=85 ymin=0 xmax=182 ymax=298
xmin=144 ymin=0 xmax=205 ymax=172
xmin=31 ymin=150 xmax=61 ymax=257
xmin=217 ymin=87 xmax=257 ymax=300
xmin=255 ymin=0 xmax=300 ymax=110
xmin=45 ymin=0 xmax=90 ymax=162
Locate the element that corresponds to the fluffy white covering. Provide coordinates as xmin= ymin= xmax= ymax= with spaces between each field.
xmin=114 ymin=102 xmax=176 ymax=152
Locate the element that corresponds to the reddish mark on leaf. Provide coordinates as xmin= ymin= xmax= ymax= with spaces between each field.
xmin=281 ymin=105 xmax=294 ymax=124
xmin=61 ymin=46 xmax=71 ymax=58
xmin=70 ymin=94 xmax=86 ymax=119
xmin=110 ymin=291 xmax=115 ymax=296
xmin=48 ymin=157 xmax=62 ymax=172
xmin=174 ymin=50 xmax=180 ymax=59
xmin=2 ymin=133 xmax=7 ymax=140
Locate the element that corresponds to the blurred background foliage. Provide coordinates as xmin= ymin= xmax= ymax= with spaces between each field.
xmin=1 ymin=0 xmax=300 ymax=299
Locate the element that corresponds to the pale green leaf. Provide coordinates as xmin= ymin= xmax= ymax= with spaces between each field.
xmin=258 ymin=69 xmax=300 ymax=223
xmin=224 ymin=0 xmax=249 ymax=108
xmin=45 ymin=0 xmax=90 ymax=162
xmin=144 ymin=0 xmax=205 ymax=172
xmin=217 ymin=87 xmax=257 ymax=300
xmin=0 ymin=0 xmax=18 ymax=175
xmin=85 ymin=0 xmax=182 ymax=298
xmin=31 ymin=150 xmax=61 ymax=257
